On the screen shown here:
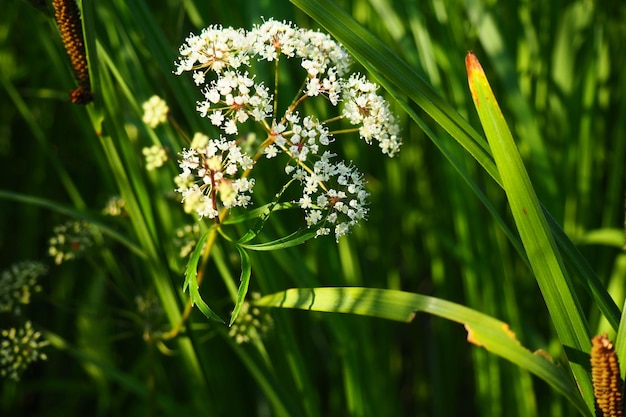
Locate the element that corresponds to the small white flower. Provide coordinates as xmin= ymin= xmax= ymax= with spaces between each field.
xmin=208 ymin=111 xmax=225 ymax=127
xmin=306 ymin=78 xmax=322 ymax=96
xmin=299 ymin=194 xmax=313 ymax=209
xmin=264 ymin=144 xmax=278 ymax=158
xmin=192 ymin=71 xmax=205 ymax=85
xmin=316 ymin=227 xmax=330 ymax=237
xmin=306 ymin=210 xmax=323 ymax=225
xmin=102 ymin=196 xmax=126 ymax=217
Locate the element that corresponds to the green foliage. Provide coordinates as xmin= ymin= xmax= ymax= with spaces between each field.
xmin=0 ymin=0 xmax=624 ymax=416
xmin=255 ymin=287 xmax=589 ymax=414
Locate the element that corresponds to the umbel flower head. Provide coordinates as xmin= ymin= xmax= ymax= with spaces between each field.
xmin=0 ymin=261 xmax=47 ymax=315
xmin=142 ymin=95 xmax=170 ymax=128
xmin=1 ymin=321 xmax=49 ymax=381
xmin=48 ymin=221 xmax=98 ymax=265
xmin=174 ymin=18 xmax=402 ymax=240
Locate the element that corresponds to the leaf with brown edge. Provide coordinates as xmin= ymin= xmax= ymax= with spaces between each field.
xmin=465 ymin=322 xmax=517 ymax=348
xmin=254 ymin=286 xmax=591 ymax=416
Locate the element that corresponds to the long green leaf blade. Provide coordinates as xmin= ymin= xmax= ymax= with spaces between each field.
xmin=237 ymin=229 xmax=320 ymax=251
xmin=465 ymin=52 xmax=593 ymax=412
xmin=255 ymin=287 xmax=591 ymax=417
xmin=230 ymin=245 xmax=252 ymax=325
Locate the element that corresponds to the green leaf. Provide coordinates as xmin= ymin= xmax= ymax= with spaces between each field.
xmin=230 ymin=245 xmax=252 ymax=326
xmin=237 ymin=229 xmax=320 ymax=251
xmin=184 ymin=231 xmax=224 ymax=323
xmin=616 ymin=296 xmax=626 ymax=378
xmin=221 ymin=202 xmax=299 ymax=226
xmin=254 ymin=287 xmax=591 ymax=417
xmin=465 ymin=52 xmax=593 ymax=412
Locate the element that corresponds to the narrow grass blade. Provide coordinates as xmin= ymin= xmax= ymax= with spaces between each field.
xmin=221 ymin=202 xmax=298 ymax=225
xmin=466 ymin=52 xmax=594 ymax=412
xmin=230 ymin=245 xmax=252 ymax=325
xmin=0 ymin=190 xmax=145 ymax=258
xmin=184 ymin=231 xmax=224 ymax=323
xmin=254 ymin=287 xmax=591 ymax=416
xmin=615 ymin=297 xmax=626 ymax=378
xmin=236 ymin=229 xmax=320 ymax=251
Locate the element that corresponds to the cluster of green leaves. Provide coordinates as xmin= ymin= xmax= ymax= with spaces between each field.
xmin=0 ymin=0 xmax=624 ymax=416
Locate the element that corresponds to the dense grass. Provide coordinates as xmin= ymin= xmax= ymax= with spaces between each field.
xmin=1 ymin=0 xmax=624 ymax=416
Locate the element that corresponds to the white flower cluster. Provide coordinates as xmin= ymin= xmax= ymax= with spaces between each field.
xmin=102 ymin=195 xmax=126 ymax=217
xmin=142 ymin=95 xmax=169 ymax=128
xmin=142 ymin=145 xmax=169 ymax=171
xmin=1 ymin=321 xmax=49 ymax=381
xmin=0 ymin=261 xmax=47 ymax=315
xmin=174 ymin=18 xmax=401 ymax=239
xmin=174 ymin=223 xmax=202 ymax=258
xmin=176 ymin=137 xmax=255 ymax=219
xmin=294 ymin=156 xmax=369 ymax=239
xmin=48 ymin=221 xmax=97 ymax=265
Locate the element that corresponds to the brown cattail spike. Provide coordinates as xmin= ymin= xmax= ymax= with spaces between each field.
xmin=591 ymin=334 xmax=624 ymax=417
xmin=52 ymin=0 xmax=92 ymax=104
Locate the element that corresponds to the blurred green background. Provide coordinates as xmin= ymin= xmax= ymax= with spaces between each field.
xmin=1 ymin=0 xmax=624 ymax=416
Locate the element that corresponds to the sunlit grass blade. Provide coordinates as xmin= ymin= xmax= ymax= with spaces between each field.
xmin=254 ymin=287 xmax=592 ymax=416
xmin=576 ymin=229 xmax=624 ymax=247
xmin=465 ymin=52 xmax=594 ymax=412
xmin=464 ymin=1 xmax=557 ymax=199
